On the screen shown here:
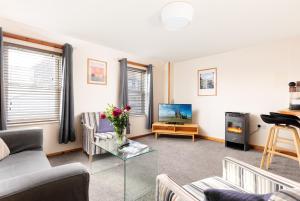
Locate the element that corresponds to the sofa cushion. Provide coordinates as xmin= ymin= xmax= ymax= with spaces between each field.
xmin=0 ymin=150 xmax=51 ymax=180
xmin=97 ymin=118 xmax=114 ymax=133
xmin=204 ymin=189 xmax=271 ymax=201
xmin=0 ymin=138 xmax=10 ymax=161
xmin=95 ymin=132 xmax=115 ymax=140
xmin=183 ymin=176 xmax=246 ymax=201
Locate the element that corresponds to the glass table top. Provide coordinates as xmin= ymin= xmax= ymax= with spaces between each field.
xmin=93 ymin=138 xmax=154 ymax=161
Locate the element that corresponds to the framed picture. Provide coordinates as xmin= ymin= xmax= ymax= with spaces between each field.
xmin=197 ymin=68 xmax=217 ymax=96
xmin=87 ymin=58 xmax=107 ymax=85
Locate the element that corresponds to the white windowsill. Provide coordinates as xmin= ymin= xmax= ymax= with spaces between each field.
xmin=7 ymin=120 xmax=59 ymax=127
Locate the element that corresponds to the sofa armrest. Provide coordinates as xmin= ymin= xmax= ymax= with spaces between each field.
xmin=156 ymin=174 xmax=198 ymax=201
xmin=0 ymin=163 xmax=89 ymax=201
xmin=223 ymin=157 xmax=300 ymax=194
xmin=0 ymin=128 xmax=43 ymax=154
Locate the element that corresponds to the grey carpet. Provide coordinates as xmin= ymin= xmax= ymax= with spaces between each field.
xmin=49 ymin=135 xmax=300 ymax=201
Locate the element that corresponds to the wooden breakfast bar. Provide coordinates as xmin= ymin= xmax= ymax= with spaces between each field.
xmin=278 ymin=109 xmax=300 ymax=116
xmin=260 ymin=109 xmax=300 ymax=169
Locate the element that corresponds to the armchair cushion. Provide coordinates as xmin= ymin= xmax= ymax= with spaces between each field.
xmin=183 ymin=177 xmax=246 ymax=201
xmin=97 ymin=118 xmax=114 ymax=133
xmin=0 ymin=128 xmax=43 ymax=154
xmin=95 ymin=132 xmax=115 ymax=140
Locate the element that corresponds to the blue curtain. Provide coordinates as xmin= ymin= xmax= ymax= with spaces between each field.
xmin=59 ymin=44 xmax=75 ymax=143
xmin=119 ymin=58 xmax=130 ymax=134
xmin=146 ymin=64 xmax=153 ymax=129
xmin=0 ymin=27 xmax=6 ymax=130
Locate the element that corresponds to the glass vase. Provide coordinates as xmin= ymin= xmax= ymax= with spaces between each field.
xmin=114 ymin=126 xmax=126 ymax=146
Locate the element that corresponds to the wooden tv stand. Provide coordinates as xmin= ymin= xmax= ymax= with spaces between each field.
xmin=152 ymin=122 xmax=199 ymax=142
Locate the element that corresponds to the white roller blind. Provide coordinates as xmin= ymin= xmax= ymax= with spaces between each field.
xmin=3 ymin=43 xmax=63 ymax=125
xmin=127 ymin=67 xmax=147 ymax=115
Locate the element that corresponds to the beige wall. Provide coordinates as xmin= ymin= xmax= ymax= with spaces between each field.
xmin=173 ymin=37 xmax=300 ymax=147
xmin=0 ymin=17 xmax=166 ymax=154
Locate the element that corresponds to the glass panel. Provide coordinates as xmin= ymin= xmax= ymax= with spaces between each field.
xmin=125 ymin=151 xmax=157 ymax=201
xmin=90 ymin=139 xmax=157 ymax=201
xmin=94 ymin=138 xmax=154 ymax=161
xmin=90 ymin=155 xmax=125 ymax=200
xmin=227 ymin=121 xmax=243 ymax=134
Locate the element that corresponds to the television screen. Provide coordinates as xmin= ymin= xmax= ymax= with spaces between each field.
xmin=159 ymin=104 xmax=192 ymax=123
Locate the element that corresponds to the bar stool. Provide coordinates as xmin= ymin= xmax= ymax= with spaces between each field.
xmin=260 ymin=113 xmax=300 ymax=169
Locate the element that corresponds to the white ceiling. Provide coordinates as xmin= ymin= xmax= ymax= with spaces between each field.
xmin=0 ymin=0 xmax=300 ymax=61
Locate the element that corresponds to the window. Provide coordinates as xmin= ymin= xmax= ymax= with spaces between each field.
xmin=3 ymin=43 xmax=62 ymax=125
xmin=127 ymin=67 xmax=147 ymax=115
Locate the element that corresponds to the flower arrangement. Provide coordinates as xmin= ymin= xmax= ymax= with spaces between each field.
xmin=101 ymin=104 xmax=131 ymax=145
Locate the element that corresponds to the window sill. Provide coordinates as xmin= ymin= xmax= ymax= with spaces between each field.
xmin=7 ymin=120 xmax=59 ymax=127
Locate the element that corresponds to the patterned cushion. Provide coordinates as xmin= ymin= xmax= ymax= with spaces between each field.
xmin=97 ymin=118 xmax=114 ymax=133
xmin=183 ymin=176 xmax=246 ymax=201
xmin=269 ymin=188 xmax=300 ymax=201
xmin=95 ymin=132 xmax=115 ymax=140
xmin=204 ymin=189 xmax=271 ymax=201
xmin=0 ymin=137 xmax=10 ymax=160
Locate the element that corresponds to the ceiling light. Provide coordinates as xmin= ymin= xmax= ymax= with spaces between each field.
xmin=161 ymin=1 xmax=194 ymax=31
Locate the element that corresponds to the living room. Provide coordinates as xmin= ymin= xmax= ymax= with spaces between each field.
xmin=1 ymin=1 xmax=300 ymax=201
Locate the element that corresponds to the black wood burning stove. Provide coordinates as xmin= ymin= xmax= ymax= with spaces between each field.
xmin=225 ymin=112 xmax=250 ymax=151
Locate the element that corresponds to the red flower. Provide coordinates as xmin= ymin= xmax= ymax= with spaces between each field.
xmin=112 ymin=107 xmax=122 ymax=117
xmin=125 ymin=105 xmax=131 ymax=111
xmin=100 ymin=113 xmax=106 ymax=119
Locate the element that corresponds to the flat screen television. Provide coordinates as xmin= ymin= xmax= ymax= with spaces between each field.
xmin=159 ymin=104 xmax=192 ymax=124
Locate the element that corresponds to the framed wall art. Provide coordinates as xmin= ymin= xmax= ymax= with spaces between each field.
xmin=87 ymin=58 xmax=107 ymax=85
xmin=197 ymin=68 xmax=217 ymax=96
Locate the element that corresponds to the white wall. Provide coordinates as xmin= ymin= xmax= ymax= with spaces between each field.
xmin=0 ymin=18 xmax=166 ymax=154
xmin=173 ymin=37 xmax=300 ymax=146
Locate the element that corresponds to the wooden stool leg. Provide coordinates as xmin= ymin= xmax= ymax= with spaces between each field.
xmin=268 ymin=128 xmax=278 ymax=168
xmin=266 ymin=128 xmax=275 ymax=170
xmin=260 ymin=127 xmax=274 ymax=169
xmin=292 ymin=128 xmax=300 ymax=167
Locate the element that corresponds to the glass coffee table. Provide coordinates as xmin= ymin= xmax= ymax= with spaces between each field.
xmin=90 ymin=138 xmax=157 ymax=201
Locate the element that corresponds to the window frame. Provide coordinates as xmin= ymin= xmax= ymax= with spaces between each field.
xmin=3 ymin=42 xmax=63 ymax=126
xmin=127 ymin=66 xmax=148 ymax=116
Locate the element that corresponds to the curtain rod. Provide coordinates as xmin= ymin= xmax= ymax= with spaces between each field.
xmin=3 ymin=32 xmax=63 ymax=49
xmin=127 ymin=60 xmax=148 ymax=68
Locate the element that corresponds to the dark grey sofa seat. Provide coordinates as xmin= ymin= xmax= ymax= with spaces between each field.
xmin=0 ymin=128 xmax=89 ymax=201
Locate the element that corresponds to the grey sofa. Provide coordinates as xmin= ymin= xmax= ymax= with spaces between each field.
xmin=0 ymin=128 xmax=89 ymax=201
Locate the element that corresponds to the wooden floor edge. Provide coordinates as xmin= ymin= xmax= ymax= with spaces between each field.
xmin=250 ymin=144 xmax=297 ymax=157
xmin=198 ymin=135 xmax=225 ymax=143
xmin=47 ymin=147 xmax=83 ymax=157
xmin=198 ymin=135 xmax=297 ymax=157
xmin=46 ymin=134 xmax=297 ymax=158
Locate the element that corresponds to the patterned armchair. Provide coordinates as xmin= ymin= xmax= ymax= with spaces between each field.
xmin=81 ymin=112 xmax=115 ymax=156
xmin=156 ymin=157 xmax=300 ymax=201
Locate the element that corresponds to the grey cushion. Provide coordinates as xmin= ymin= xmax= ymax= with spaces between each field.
xmin=204 ymin=189 xmax=271 ymax=201
xmin=0 ymin=151 xmax=50 ymax=180
xmin=0 ymin=163 xmax=89 ymax=201
xmin=0 ymin=129 xmax=43 ymax=154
